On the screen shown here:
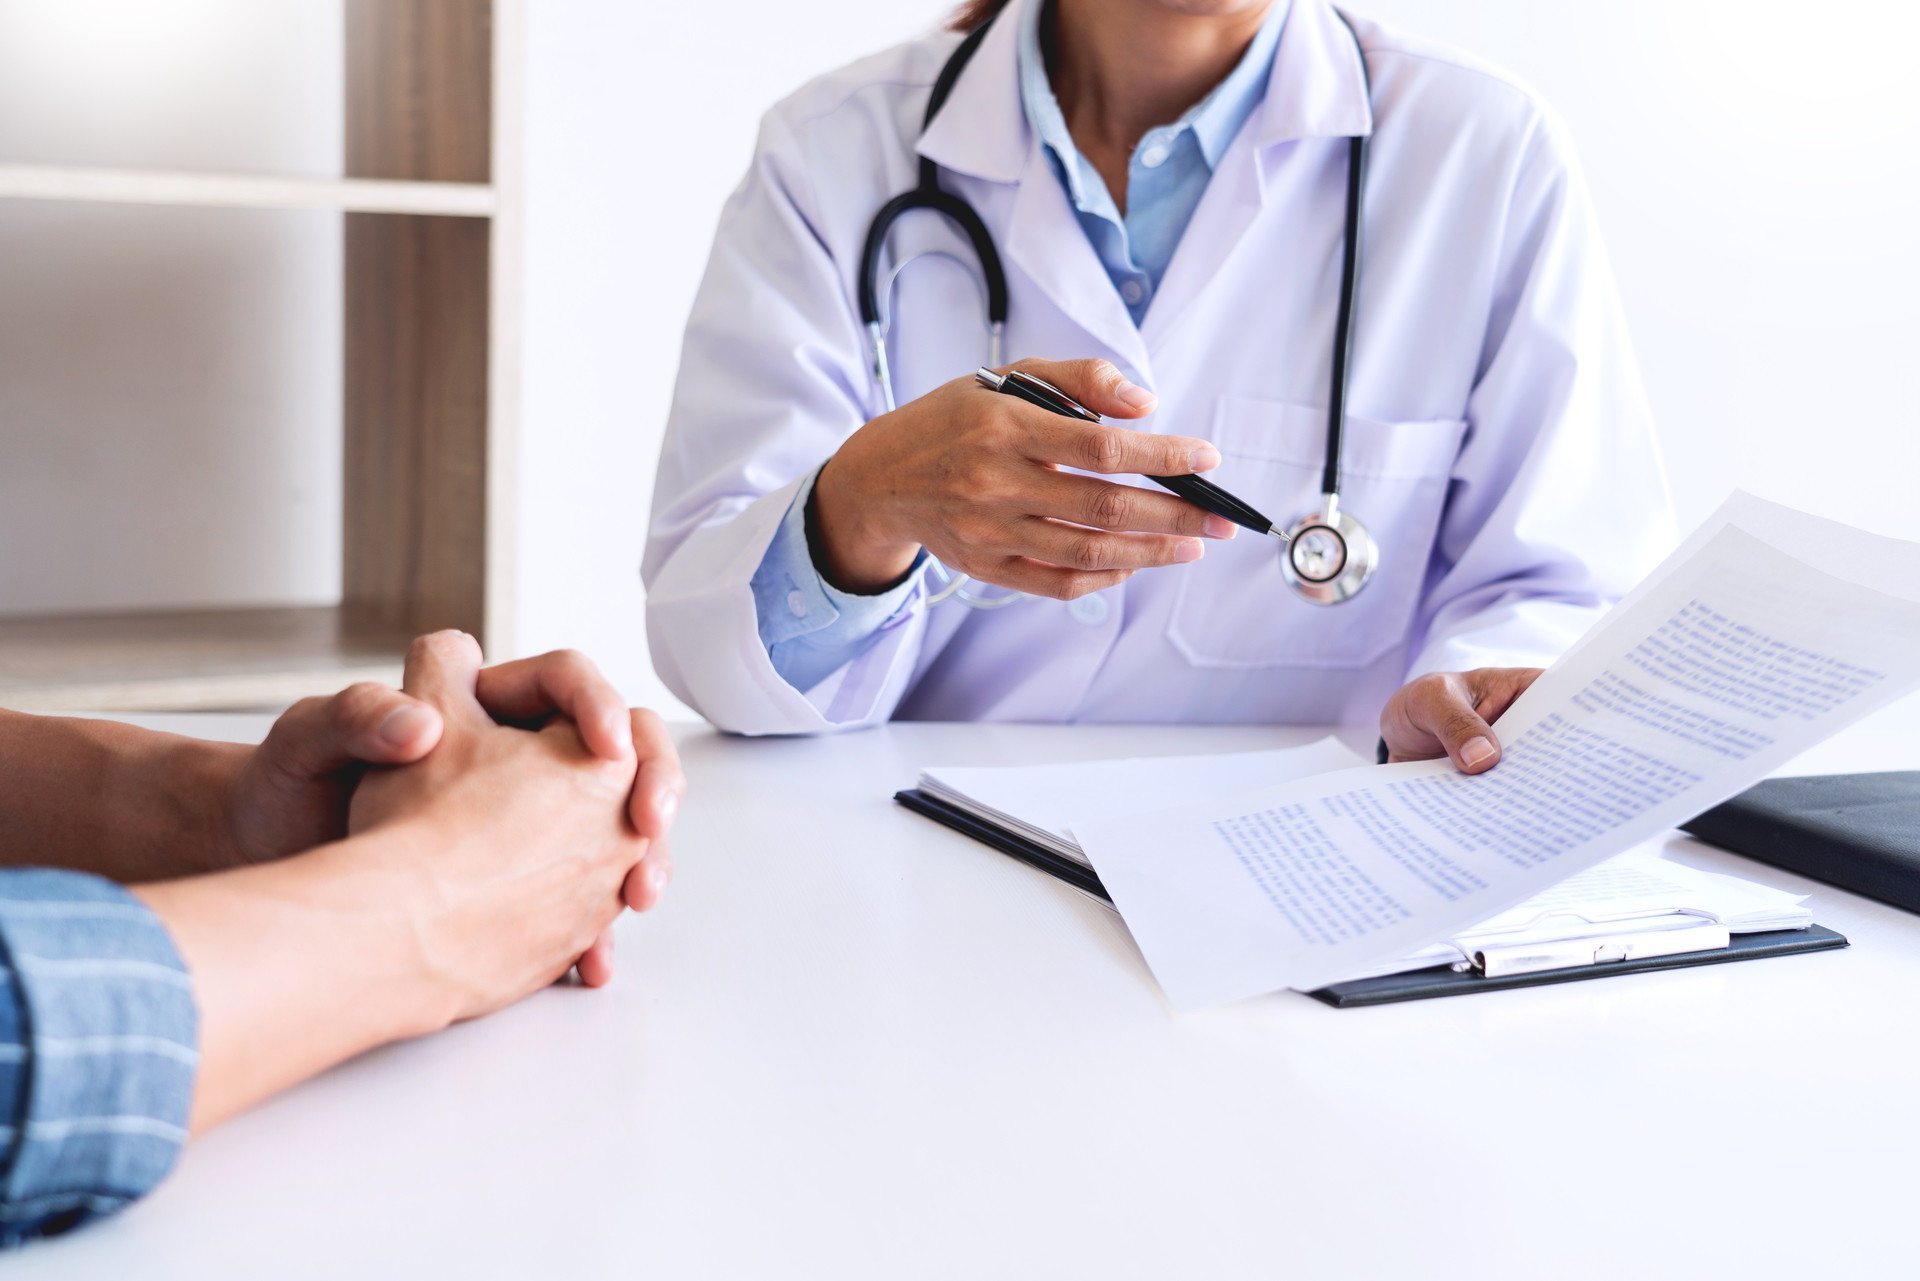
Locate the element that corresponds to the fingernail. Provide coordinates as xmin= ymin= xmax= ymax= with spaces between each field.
xmin=1202 ymin=514 xmax=1236 ymax=539
xmin=1174 ymin=539 xmax=1204 ymax=563
xmin=645 ymin=860 xmax=671 ymax=899
xmin=1189 ymin=445 xmax=1220 ymax=472
xmin=1460 ymin=736 xmax=1496 ymax=768
xmin=654 ymin=789 xmax=680 ymax=829
xmin=1116 ymin=381 xmax=1156 ymax=409
xmin=377 ymin=704 xmax=436 ymax=748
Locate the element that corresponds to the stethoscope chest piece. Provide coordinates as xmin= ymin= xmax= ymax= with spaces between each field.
xmin=1281 ymin=499 xmax=1377 ymax=605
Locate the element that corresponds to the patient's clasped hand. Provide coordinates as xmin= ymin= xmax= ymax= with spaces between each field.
xmin=0 ymin=631 xmax=685 ymax=1244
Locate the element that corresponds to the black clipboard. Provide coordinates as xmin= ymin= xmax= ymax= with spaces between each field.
xmin=895 ymin=788 xmax=1850 ymax=1007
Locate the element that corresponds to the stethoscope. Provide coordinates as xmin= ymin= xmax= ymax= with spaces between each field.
xmin=859 ymin=6 xmax=1377 ymax=607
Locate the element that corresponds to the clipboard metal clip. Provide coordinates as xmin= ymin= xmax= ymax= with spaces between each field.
xmin=1464 ymin=922 xmax=1733 ymax=979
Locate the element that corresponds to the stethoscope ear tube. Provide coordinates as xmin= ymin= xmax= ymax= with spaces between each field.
xmin=857 ymin=174 xmax=1008 ymax=331
xmin=856 ymin=5 xmax=1009 ymax=417
xmin=1322 ymin=131 xmax=1367 ymax=503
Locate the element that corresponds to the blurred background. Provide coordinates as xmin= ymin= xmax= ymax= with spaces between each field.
xmin=0 ymin=0 xmax=1914 ymax=719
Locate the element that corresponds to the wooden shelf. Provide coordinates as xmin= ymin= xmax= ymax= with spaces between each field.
xmin=0 ymin=607 xmax=412 ymax=712
xmin=0 ymin=0 xmax=521 ymax=709
xmin=0 ymin=163 xmax=494 ymax=217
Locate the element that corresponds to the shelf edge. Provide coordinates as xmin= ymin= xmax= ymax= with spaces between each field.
xmin=0 ymin=664 xmax=407 ymax=713
xmin=0 ymin=165 xmax=494 ymax=217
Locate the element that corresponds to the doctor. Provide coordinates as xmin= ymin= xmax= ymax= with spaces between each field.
xmin=645 ymin=0 xmax=1675 ymax=769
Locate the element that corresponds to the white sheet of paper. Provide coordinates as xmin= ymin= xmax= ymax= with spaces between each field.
xmin=920 ymin=737 xmax=1369 ymax=862
xmin=1078 ymin=497 xmax=1920 ymax=1009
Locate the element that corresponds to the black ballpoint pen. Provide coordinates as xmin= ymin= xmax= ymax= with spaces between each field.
xmin=974 ymin=368 xmax=1288 ymax=540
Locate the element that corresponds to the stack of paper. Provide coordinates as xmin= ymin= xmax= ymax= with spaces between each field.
xmin=914 ymin=741 xmax=1811 ymax=984
xmin=917 ymin=737 xmax=1370 ymax=870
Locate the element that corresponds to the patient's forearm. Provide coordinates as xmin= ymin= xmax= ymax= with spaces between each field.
xmin=0 ymin=710 xmax=246 ymax=881
xmin=134 ymin=825 xmax=454 ymax=1133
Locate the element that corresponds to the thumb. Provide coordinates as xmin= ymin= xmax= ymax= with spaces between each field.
xmin=1408 ymin=671 xmax=1504 ymax=774
xmin=400 ymin=631 xmax=492 ymax=732
xmin=258 ymin=683 xmax=444 ymax=780
xmin=1006 ymin=357 xmax=1159 ymax=421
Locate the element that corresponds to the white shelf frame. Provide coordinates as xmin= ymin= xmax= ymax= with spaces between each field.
xmin=0 ymin=162 xmax=494 ymax=217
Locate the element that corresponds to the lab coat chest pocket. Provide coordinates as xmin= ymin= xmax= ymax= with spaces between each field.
xmin=1168 ymin=398 xmax=1467 ymax=669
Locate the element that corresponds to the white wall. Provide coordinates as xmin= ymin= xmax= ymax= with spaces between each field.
xmin=1355 ymin=0 xmax=1920 ymax=539
xmin=0 ymin=0 xmax=343 ymax=616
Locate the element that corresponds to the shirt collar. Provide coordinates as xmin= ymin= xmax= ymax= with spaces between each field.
xmin=1015 ymin=0 xmax=1289 ymax=206
xmin=917 ymin=0 xmax=1370 ymax=185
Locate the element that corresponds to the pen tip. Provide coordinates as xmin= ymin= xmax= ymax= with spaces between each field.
xmin=1270 ymin=525 xmax=1289 ymax=540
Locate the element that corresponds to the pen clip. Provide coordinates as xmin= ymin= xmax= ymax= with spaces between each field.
xmin=976 ymin=367 xmax=1102 ymax=423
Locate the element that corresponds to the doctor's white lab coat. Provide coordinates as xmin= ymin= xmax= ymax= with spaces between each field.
xmin=643 ymin=0 xmax=1675 ymax=735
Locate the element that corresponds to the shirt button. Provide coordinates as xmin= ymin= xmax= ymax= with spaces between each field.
xmin=1067 ymin=592 xmax=1111 ymax=626
xmin=787 ymin=589 xmax=809 ymax=618
xmin=1120 ymin=280 xmax=1145 ymax=305
xmin=1139 ymin=144 xmax=1169 ymax=168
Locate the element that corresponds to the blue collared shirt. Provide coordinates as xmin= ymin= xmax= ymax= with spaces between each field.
xmin=749 ymin=3 xmax=1287 ymax=691
xmin=0 ymin=868 xmax=198 ymax=1246
xmin=1018 ymin=0 xmax=1287 ymax=323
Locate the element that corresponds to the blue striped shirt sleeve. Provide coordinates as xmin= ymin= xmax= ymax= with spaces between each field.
xmin=0 ymin=869 xmax=198 ymax=1246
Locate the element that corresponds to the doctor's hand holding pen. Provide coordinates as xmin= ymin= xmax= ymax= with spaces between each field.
xmin=810 ymin=356 xmax=1240 ymax=599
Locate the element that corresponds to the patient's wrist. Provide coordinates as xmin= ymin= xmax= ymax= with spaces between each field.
xmin=319 ymin=823 xmax=474 ymax=1037
xmin=101 ymin=730 xmax=250 ymax=880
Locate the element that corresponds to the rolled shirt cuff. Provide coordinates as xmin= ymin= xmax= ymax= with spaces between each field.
xmin=0 ymin=868 xmax=198 ymax=1246
xmin=750 ymin=464 xmax=927 ymax=693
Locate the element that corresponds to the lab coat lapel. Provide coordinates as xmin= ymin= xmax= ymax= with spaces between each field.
xmin=1005 ymin=142 xmax=1153 ymax=378
xmin=1255 ymin=0 xmax=1374 ymax=150
xmin=1139 ymin=0 xmax=1374 ymax=352
xmin=915 ymin=3 xmax=1025 ymax=185
xmin=917 ymin=0 xmax=1151 ymax=379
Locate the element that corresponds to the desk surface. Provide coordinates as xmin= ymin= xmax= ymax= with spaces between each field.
xmin=17 ymin=698 xmax=1920 ymax=1279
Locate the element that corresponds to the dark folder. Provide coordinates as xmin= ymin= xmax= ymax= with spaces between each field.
xmin=1684 ymin=771 xmax=1920 ymax=915
xmin=896 ymin=788 xmax=1847 ymax=1007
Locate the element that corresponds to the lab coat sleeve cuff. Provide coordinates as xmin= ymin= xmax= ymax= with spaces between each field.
xmin=646 ymin=475 xmax=931 ymax=736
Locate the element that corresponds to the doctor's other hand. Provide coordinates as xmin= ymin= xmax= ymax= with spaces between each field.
xmin=812 ymin=357 xmax=1238 ymax=598
xmin=1380 ymin=667 xmax=1545 ymax=773
xmin=347 ymin=632 xmax=659 ymax=1003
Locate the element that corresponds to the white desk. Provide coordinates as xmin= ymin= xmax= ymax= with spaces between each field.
xmin=16 ymin=698 xmax=1920 ymax=1278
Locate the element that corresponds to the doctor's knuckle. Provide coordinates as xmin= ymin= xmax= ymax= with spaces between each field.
xmin=1062 ymin=532 xmax=1110 ymax=568
xmin=1086 ymin=485 xmax=1134 ymax=529
xmin=1080 ymin=431 xmax=1127 ymax=473
xmin=951 ymin=475 xmax=993 ymax=510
